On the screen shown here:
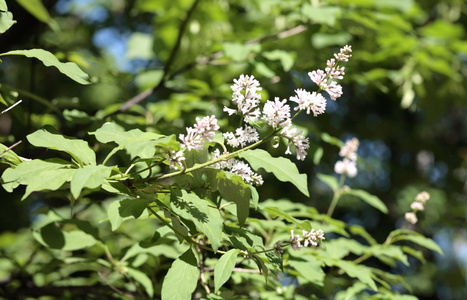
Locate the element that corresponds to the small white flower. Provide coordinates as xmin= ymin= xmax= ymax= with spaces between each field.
xmin=281 ymin=125 xmax=310 ymax=161
xmin=411 ymin=201 xmax=424 ymax=211
xmin=289 ymin=89 xmax=326 ymax=117
xmin=339 ymin=138 xmax=359 ymax=161
xmin=164 ymin=149 xmax=185 ymax=170
xmin=405 ymin=212 xmax=418 ymax=224
xmin=415 ymin=191 xmax=430 ymax=204
xmin=263 ymin=97 xmax=291 ymax=128
xmin=308 ymin=69 xmax=327 ymax=89
xmin=334 ymin=158 xmax=358 ymax=178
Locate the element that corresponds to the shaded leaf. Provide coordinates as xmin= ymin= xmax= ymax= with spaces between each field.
xmin=317 ymin=173 xmax=339 ymax=192
xmin=239 ymin=149 xmax=309 ymax=197
xmin=126 ymin=267 xmax=154 ymax=298
xmin=207 ymin=169 xmax=251 ymax=226
xmin=0 ymin=49 xmax=90 ymax=84
xmin=288 ymin=256 xmax=325 ymax=287
xmin=107 ymin=198 xmax=148 ymax=231
xmin=263 ymin=206 xmax=311 ymax=231
xmin=171 ymin=190 xmax=223 ymax=251
xmin=33 ymin=223 xmax=96 ymax=251
xmin=342 ymin=189 xmax=388 ymax=214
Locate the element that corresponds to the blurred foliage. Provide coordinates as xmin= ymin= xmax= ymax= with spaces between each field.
xmin=0 ymin=0 xmax=466 ymax=299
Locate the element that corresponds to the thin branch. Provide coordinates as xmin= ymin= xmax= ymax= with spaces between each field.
xmin=1 ymin=99 xmax=22 ymax=114
xmin=98 ymin=272 xmax=134 ymax=299
xmin=0 ymin=140 xmax=22 ymax=157
xmin=0 ymin=84 xmax=61 ymax=113
xmin=162 ymin=0 xmax=201 ymax=77
xmin=99 ymin=0 xmax=201 ymax=120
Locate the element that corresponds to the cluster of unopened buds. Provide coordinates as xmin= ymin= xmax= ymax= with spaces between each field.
xmin=167 ymin=45 xmax=352 ymax=186
xmin=334 ymin=137 xmax=359 ymax=178
xmin=405 ymin=191 xmax=430 ymax=224
xmin=289 ymin=229 xmax=325 ymax=251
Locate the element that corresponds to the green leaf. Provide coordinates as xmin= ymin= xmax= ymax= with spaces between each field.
xmin=171 ymin=190 xmax=223 ymax=251
xmin=0 ymin=49 xmax=90 ymax=84
xmin=27 ymin=128 xmax=96 ymax=166
xmin=214 ymin=249 xmax=238 ymax=292
xmin=223 ymin=42 xmax=261 ymax=62
xmin=317 ymin=173 xmax=339 ymax=192
xmin=207 ymin=169 xmax=251 ymax=226
xmin=0 ymin=10 xmax=15 ymax=34
xmin=288 ymin=256 xmax=325 ymax=287
xmin=0 ymin=0 xmax=7 ymax=11
xmin=342 ymin=189 xmax=388 ymax=214
xmin=263 ymin=206 xmax=311 ymax=231
xmin=107 ymin=198 xmax=148 ymax=231
xmin=161 ymin=249 xmax=200 ymax=300
xmin=127 ymin=32 xmax=154 ymax=60
xmin=1 ymin=159 xmax=75 ymax=199
xmin=70 ymin=165 xmax=112 ymax=199
xmin=262 ymin=50 xmax=295 ymax=71
xmin=91 ymin=122 xmax=165 ymax=159
xmin=33 ymin=222 xmax=96 ymax=251
xmin=239 ymin=149 xmax=309 ymax=197
xmin=367 ymin=244 xmax=409 ymax=266
xmin=0 ymin=143 xmax=23 ymax=166
xmin=15 ymin=0 xmax=51 ymax=23
xmin=321 ymin=132 xmax=343 ymax=147
xmin=392 ymin=231 xmax=443 ymax=255
xmin=302 ymin=5 xmax=342 ymax=26
xmin=319 ymin=257 xmax=378 ymax=291
xmin=126 ymin=267 xmax=154 ymax=298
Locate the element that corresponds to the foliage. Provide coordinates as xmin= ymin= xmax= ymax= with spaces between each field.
xmin=1 ymin=0 xmax=466 ymax=299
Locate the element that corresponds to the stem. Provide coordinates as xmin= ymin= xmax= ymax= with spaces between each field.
xmin=153 ymin=129 xmax=279 ymax=182
xmin=326 ymin=174 xmax=346 ymax=217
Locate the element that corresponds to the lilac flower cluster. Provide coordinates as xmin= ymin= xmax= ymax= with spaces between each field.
xmin=308 ymin=45 xmax=352 ymax=100
xmin=175 ymin=45 xmax=352 ymax=182
xmin=179 ymin=115 xmax=220 ymax=151
xmin=289 ymin=229 xmax=325 ymax=251
xmin=224 ymin=74 xmax=262 ymax=123
xmin=334 ymin=137 xmax=359 ymax=178
xmin=405 ymin=191 xmax=430 ymax=224
xmin=211 ymin=149 xmax=263 ymax=186
xmin=164 ymin=149 xmax=185 ymax=170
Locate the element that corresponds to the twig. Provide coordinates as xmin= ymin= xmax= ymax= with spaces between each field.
xmin=0 ymin=140 xmax=22 ymax=157
xmin=98 ymin=272 xmax=134 ymax=299
xmin=1 ymin=99 xmax=22 ymax=114
xmin=99 ymin=0 xmax=201 ymax=120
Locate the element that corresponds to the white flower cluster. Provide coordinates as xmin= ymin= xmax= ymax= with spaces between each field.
xmin=308 ymin=45 xmax=352 ymax=100
xmin=334 ymin=137 xmax=359 ymax=178
xmin=164 ymin=149 xmax=185 ymax=170
xmin=179 ymin=115 xmax=220 ymax=151
xmin=224 ymin=74 xmax=262 ymax=123
xmin=223 ymin=125 xmax=259 ymax=148
xmin=289 ymin=229 xmax=325 ymax=251
xmin=174 ymin=45 xmax=353 ymax=183
xmin=405 ymin=191 xmax=430 ymax=224
xmin=211 ymin=149 xmax=264 ymax=186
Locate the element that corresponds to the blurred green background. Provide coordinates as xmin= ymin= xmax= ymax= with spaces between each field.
xmin=0 ymin=0 xmax=466 ymax=299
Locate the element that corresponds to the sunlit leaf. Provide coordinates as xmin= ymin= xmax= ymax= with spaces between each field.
xmin=0 ymin=49 xmax=90 ymax=84
xmin=161 ymin=248 xmax=199 ymax=300
xmin=239 ymin=149 xmax=309 ymax=197
xmin=70 ymin=165 xmax=111 ymax=199
xmin=27 ymin=128 xmax=96 ymax=166
xmin=214 ymin=249 xmax=238 ymax=292
xmin=15 ymin=0 xmax=51 ymax=24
